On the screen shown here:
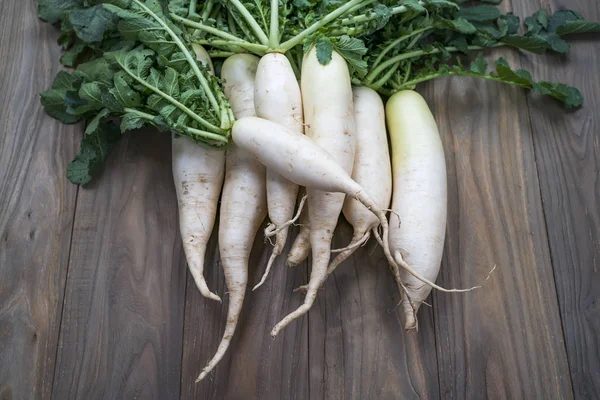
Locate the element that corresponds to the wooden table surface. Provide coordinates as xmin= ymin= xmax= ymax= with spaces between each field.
xmin=1 ymin=1 xmax=599 ymax=399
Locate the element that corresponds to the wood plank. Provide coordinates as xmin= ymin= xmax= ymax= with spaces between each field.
xmin=181 ymin=224 xmax=309 ymax=400
xmin=511 ymin=0 xmax=600 ymax=397
xmin=308 ymin=220 xmax=440 ymax=400
xmin=0 ymin=2 xmax=79 ymax=399
xmin=425 ymin=27 xmax=573 ymax=398
xmin=51 ymin=132 xmax=187 ymax=399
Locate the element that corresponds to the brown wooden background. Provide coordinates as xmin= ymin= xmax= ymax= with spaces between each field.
xmin=1 ymin=0 xmax=599 ymax=399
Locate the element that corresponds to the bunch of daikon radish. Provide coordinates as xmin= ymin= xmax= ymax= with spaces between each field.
xmin=183 ymin=45 xmax=473 ymax=382
xmin=38 ymin=0 xmax=599 ymax=383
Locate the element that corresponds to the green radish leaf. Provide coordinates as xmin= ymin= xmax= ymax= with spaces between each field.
xmin=120 ymin=112 xmax=146 ymax=132
xmin=60 ymin=41 xmax=89 ymax=67
xmin=404 ymin=0 xmax=426 ymax=12
xmin=557 ymin=20 xmax=600 ymax=35
xmin=85 ymin=108 xmax=110 ymax=134
xmin=37 ymin=0 xmax=82 ymax=24
xmin=331 ymin=35 xmax=368 ymax=75
xmin=69 ymin=5 xmax=118 ymax=43
xmin=40 ymin=71 xmax=82 ymax=124
xmin=457 ymin=5 xmax=501 ymax=22
xmin=110 ymin=72 xmax=142 ymax=108
xmin=470 ymin=53 xmax=488 ymax=74
xmin=78 ymin=82 xmax=105 ymax=108
xmin=501 ymin=34 xmax=550 ymax=54
xmin=315 ymin=37 xmax=334 ymax=65
xmin=434 ymin=17 xmax=477 ymax=34
xmin=67 ymin=119 xmax=121 ymax=185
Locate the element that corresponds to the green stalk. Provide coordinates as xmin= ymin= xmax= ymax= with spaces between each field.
xmin=269 ymin=0 xmax=279 ymax=49
xmin=388 ymin=75 xmax=402 ymax=90
xmin=396 ymin=70 xmax=533 ymax=92
xmin=228 ymin=11 xmax=238 ymax=36
xmin=279 ymin=0 xmax=368 ymax=52
xmin=228 ymin=0 xmax=269 ymax=45
xmin=188 ymin=0 xmax=198 ymax=17
xmin=365 ymin=45 xmax=495 ymax=85
xmin=130 ymin=0 xmax=222 ymax=120
xmin=329 ymin=26 xmax=365 ymax=36
xmin=341 ymin=1 xmax=425 ymax=26
xmin=117 ymin=59 xmax=226 ymax=135
xmin=171 ymin=14 xmax=246 ymax=42
xmin=345 ymin=0 xmax=378 ymax=17
xmin=370 ymin=27 xmax=433 ymax=73
xmin=208 ymin=51 xmax=236 ymax=58
xmin=371 ymin=62 xmax=401 ymax=90
xmin=201 ymin=0 xmax=215 ymax=21
xmin=402 ymin=62 xmax=412 ymax=84
xmin=193 ymin=39 xmax=268 ymax=54
xmin=185 ymin=126 xmax=229 ymax=143
xmin=122 ymin=109 xmax=228 ymax=144
xmin=209 ymin=2 xmax=221 ymax=20
xmin=123 ymin=108 xmax=157 ymax=121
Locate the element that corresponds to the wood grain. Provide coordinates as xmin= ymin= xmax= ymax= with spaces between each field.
xmin=307 ymin=220 xmax=440 ymax=400
xmin=0 ymin=2 xmax=79 ymax=399
xmin=424 ymin=43 xmax=573 ymax=397
xmin=181 ymin=223 xmax=309 ymax=400
xmin=4 ymin=1 xmax=600 ymax=399
xmin=51 ymin=131 xmax=187 ymax=399
xmin=512 ymin=1 xmax=600 ymax=398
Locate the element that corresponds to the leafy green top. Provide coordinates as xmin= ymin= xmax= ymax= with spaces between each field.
xmin=37 ymin=0 xmax=600 ymax=183
xmin=354 ymin=4 xmax=600 ymax=107
xmin=38 ymin=0 xmax=232 ymax=184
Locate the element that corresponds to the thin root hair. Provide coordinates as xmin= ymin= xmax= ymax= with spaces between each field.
xmin=264 ymin=194 xmax=308 ymax=238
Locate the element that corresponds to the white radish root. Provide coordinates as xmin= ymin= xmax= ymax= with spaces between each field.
xmin=173 ymin=45 xmax=223 ymax=301
xmin=197 ymin=54 xmax=266 ymax=382
xmin=321 ymin=86 xmax=392 ymax=280
xmin=270 ymin=47 xmax=356 ymax=335
xmin=253 ymin=53 xmax=304 ymax=290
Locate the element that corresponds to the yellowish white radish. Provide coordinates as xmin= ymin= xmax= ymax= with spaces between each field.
xmin=173 ymin=45 xmax=224 ymax=302
xmin=197 ymin=54 xmax=266 ymax=382
xmin=386 ymin=90 xmax=447 ymax=330
xmin=253 ymin=53 xmax=304 ymax=290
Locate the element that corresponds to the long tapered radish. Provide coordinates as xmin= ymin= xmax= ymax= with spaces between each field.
xmin=253 ymin=53 xmax=303 ymax=290
xmin=333 ymin=87 xmax=392 ymax=272
xmin=286 ymin=190 xmax=311 ymax=267
xmin=197 ymin=54 xmax=266 ymax=382
xmin=271 ymin=47 xmax=356 ymax=335
xmin=297 ymin=86 xmax=392 ymax=289
xmin=173 ymin=45 xmax=224 ymax=301
xmin=387 ymin=90 xmax=447 ymax=330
